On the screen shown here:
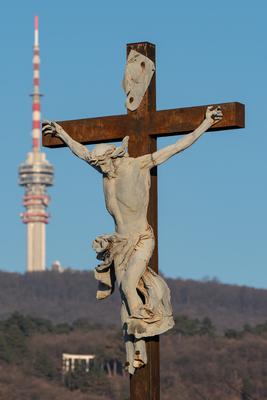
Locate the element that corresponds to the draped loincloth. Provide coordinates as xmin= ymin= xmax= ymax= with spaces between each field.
xmin=93 ymin=227 xmax=174 ymax=339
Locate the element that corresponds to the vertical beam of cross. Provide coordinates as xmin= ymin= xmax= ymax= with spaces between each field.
xmin=127 ymin=42 xmax=160 ymax=400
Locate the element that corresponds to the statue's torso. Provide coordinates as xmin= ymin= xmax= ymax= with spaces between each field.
xmin=103 ymin=157 xmax=151 ymax=235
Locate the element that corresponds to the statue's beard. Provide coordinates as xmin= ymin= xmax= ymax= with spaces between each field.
xmin=99 ymin=162 xmax=117 ymax=179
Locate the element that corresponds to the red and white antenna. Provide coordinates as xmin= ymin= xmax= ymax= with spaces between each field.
xmin=19 ymin=16 xmax=54 ymax=272
xmin=32 ymin=15 xmax=41 ymax=152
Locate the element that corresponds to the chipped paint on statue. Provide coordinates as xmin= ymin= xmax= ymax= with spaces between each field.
xmin=122 ymin=49 xmax=155 ymax=111
xmin=43 ymin=105 xmax=223 ymax=374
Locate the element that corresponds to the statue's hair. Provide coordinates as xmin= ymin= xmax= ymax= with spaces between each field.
xmin=90 ymin=136 xmax=129 ymax=164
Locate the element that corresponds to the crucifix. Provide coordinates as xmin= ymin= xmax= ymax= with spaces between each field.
xmin=42 ymin=42 xmax=245 ymax=400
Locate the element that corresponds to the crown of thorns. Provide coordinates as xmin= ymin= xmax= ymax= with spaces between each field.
xmin=89 ymin=136 xmax=129 ymax=164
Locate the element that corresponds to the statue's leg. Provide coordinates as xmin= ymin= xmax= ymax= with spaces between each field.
xmin=124 ymin=331 xmax=136 ymax=374
xmin=121 ymin=237 xmax=154 ymax=317
xmin=122 ymin=304 xmax=147 ymax=371
xmin=121 ymin=303 xmax=136 ymax=374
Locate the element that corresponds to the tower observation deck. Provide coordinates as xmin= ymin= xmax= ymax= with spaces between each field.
xmin=19 ymin=16 xmax=54 ymax=272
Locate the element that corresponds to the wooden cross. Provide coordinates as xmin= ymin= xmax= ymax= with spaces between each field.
xmin=42 ymin=42 xmax=245 ymax=400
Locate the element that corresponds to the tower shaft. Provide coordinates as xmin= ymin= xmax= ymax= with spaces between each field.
xmin=19 ymin=16 xmax=54 ymax=272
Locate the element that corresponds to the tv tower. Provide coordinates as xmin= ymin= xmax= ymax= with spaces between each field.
xmin=19 ymin=16 xmax=54 ymax=272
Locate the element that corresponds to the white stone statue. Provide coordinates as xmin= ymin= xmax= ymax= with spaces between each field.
xmin=43 ymin=105 xmax=222 ymax=374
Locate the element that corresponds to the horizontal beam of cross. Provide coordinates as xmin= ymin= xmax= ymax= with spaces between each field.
xmin=42 ymin=102 xmax=244 ymax=148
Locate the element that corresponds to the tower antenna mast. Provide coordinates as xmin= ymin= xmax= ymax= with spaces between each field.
xmin=18 ymin=16 xmax=54 ymax=272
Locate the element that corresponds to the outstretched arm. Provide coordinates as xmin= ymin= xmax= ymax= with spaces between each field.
xmin=42 ymin=121 xmax=92 ymax=163
xmin=138 ymin=106 xmax=223 ymax=169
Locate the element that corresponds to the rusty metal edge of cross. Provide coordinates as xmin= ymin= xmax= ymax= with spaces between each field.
xmin=43 ymin=100 xmax=245 ymax=148
xmin=42 ymin=41 xmax=245 ymax=400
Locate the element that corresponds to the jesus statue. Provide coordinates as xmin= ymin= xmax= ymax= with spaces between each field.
xmin=43 ymin=105 xmax=222 ymax=374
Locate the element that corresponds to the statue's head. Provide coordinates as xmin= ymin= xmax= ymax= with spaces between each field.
xmin=90 ymin=136 xmax=129 ymax=174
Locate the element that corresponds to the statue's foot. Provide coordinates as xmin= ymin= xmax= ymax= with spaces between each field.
xmin=125 ymin=361 xmax=136 ymax=375
xmin=133 ymin=351 xmax=145 ymax=369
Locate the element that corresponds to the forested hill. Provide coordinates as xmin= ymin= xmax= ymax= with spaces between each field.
xmin=0 ymin=270 xmax=266 ymax=330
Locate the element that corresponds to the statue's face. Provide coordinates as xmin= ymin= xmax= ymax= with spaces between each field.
xmin=90 ymin=141 xmax=128 ymax=175
xmin=90 ymin=144 xmax=116 ymax=174
xmin=97 ymin=156 xmax=113 ymax=174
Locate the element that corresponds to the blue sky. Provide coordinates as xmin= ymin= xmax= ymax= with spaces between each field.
xmin=0 ymin=1 xmax=266 ymax=288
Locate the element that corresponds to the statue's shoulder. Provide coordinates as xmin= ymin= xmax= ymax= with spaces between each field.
xmin=125 ymin=156 xmax=141 ymax=168
xmin=116 ymin=156 xmax=138 ymax=174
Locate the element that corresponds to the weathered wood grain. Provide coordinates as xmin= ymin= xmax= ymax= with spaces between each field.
xmin=42 ymin=102 xmax=244 ymax=148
